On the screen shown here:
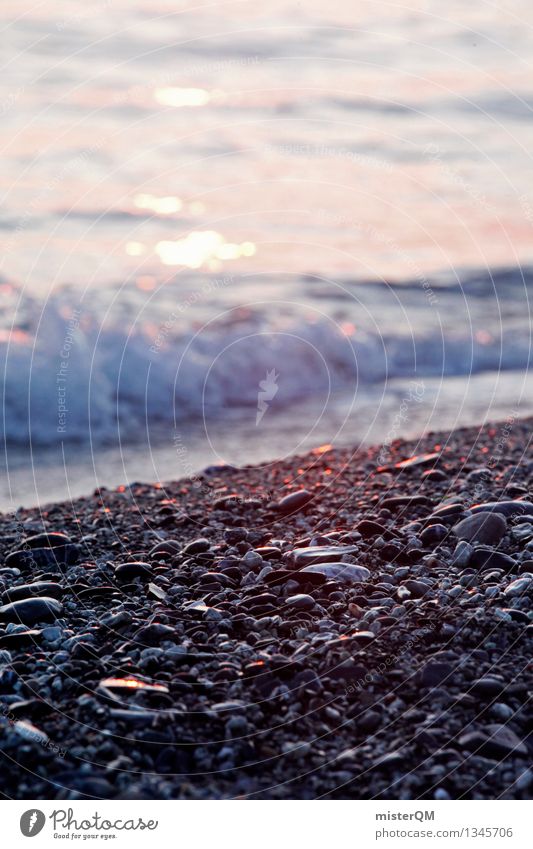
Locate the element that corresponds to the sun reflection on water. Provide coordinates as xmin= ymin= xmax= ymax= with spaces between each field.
xmin=134 ymin=193 xmax=182 ymax=214
xmin=155 ymin=87 xmax=211 ymax=107
xmin=155 ymin=231 xmax=256 ymax=268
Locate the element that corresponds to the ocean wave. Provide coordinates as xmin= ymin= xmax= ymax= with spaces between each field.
xmin=1 ymin=289 xmax=531 ymax=445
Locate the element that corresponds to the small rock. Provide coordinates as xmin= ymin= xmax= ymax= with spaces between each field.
xmin=183 ymin=538 xmax=211 ymax=555
xmin=0 ymin=597 xmax=63 ymax=627
xmin=403 ymin=579 xmax=431 ymax=598
xmin=453 ymin=512 xmax=507 ymax=545
xmin=420 ymin=660 xmax=455 ymax=688
xmin=471 ymin=500 xmax=533 ymax=518
xmin=459 ymin=725 xmax=527 ymax=759
xmin=5 ymin=545 xmax=79 ymax=570
xmin=471 ymin=677 xmax=505 ymax=699
xmin=469 ymin=549 xmax=517 ymax=572
xmin=285 ymin=593 xmax=316 ymax=610
xmin=451 ymin=541 xmax=474 ymax=567
xmin=2 ymin=582 xmax=62 ymax=603
xmin=114 ymin=562 xmax=153 ymax=581
xmin=22 ymin=532 xmax=72 ymax=549
xmin=277 ymin=490 xmax=314 ymax=514
xmin=504 ymin=577 xmax=532 ymax=598
xmin=300 ymin=563 xmax=370 ymax=583
xmin=420 ymin=524 xmax=448 ymax=546
xmin=290 ymin=545 xmax=359 ymax=567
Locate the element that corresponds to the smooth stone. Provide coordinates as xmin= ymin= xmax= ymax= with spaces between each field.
xmin=285 ymin=594 xmax=316 ymax=610
xmin=402 ymin=579 xmax=432 ymax=598
xmin=428 ymin=503 xmax=467 ymax=521
xmin=471 ymin=677 xmax=505 ymax=698
xmin=149 ymin=540 xmax=181 ymax=558
xmin=264 ymin=568 xmax=326 ymax=587
xmin=469 ymin=549 xmax=517 ymax=572
xmin=114 ymin=562 xmax=153 ymax=581
xmin=504 ymin=577 xmax=533 ymax=598
xmin=109 ymin=709 xmax=158 ymax=725
xmin=290 ymin=545 xmax=359 ymax=567
xmin=0 ymin=629 xmax=43 ymax=648
xmin=355 ymin=520 xmax=397 ymax=540
xmin=420 ymin=524 xmax=448 ymax=546
xmin=471 ymin=500 xmax=533 ymax=518
xmin=453 ymin=512 xmax=507 ymax=545
xmin=420 ymin=660 xmax=455 ymax=688
xmin=300 ymin=563 xmax=370 ymax=583
xmin=182 ymin=538 xmax=211 ymax=555
xmin=12 ymin=719 xmax=49 ymax=745
xmin=277 ymin=490 xmax=314 ymax=514
xmin=0 ymin=597 xmax=63 ymax=626
xmin=2 ymin=582 xmax=62 ymax=603
xmin=349 ymin=630 xmax=375 ymax=645
xmin=459 ymin=725 xmax=527 ymax=759
xmin=451 ymin=541 xmax=474 ymax=567
xmin=5 ymin=545 xmax=79 ymax=570
xmin=22 ymin=532 xmax=72 ymax=549
xmin=98 ymin=677 xmax=169 ymax=696
xmin=381 ymin=495 xmax=433 ymax=511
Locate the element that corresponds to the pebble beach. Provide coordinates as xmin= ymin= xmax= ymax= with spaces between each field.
xmin=0 ymin=418 xmax=532 ymax=800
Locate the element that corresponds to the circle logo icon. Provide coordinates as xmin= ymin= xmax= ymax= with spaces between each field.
xmin=20 ymin=810 xmax=46 ymax=837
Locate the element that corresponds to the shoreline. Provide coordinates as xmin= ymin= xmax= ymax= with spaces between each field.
xmin=0 ymin=417 xmax=531 ymax=799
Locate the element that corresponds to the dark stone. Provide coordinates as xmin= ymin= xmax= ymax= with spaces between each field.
xmin=22 ymin=532 xmax=72 ymax=549
xmin=381 ymin=496 xmax=433 ymax=511
xmin=290 ymin=545 xmax=359 ymax=567
xmin=182 ymin=538 xmax=211 ymax=555
xmin=114 ymin=562 xmax=153 ymax=581
xmin=402 ymin=579 xmax=432 ymax=598
xmin=5 ymin=545 xmax=79 ymax=570
xmin=356 ymin=520 xmax=398 ymax=540
xmin=420 ymin=524 xmax=448 ymax=546
xmin=2 ymin=582 xmax=62 ymax=603
xmin=459 ymin=725 xmax=527 ymax=759
xmin=471 ymin=500 xmax=533 ymax=518
xmin=300 ymin=563 xmax=370 ymax=583
xmin=285 ymin=594 xmax=316 ymax=610
xmin=469 ymin=549 xmax=517 ymax=572
xmin=471 ymin=677 xmax=506 ymax=699
xmin=277 ymin=490 xmax=314 ymax=514
xmin=0 ymin=629 xmax=43 ymax=649
xmin=149 ymin=540 xmax=181 ymax=558
xmin=0 ymin=597 xmax=63 ymax=626
xmin=453 ymin=512 xmax=507 ymax=545
xmin=420 ymin=660 xmax=455 ymax=688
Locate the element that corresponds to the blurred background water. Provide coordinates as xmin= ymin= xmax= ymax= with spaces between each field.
xmin=1 ymin=0 xmax=533 ymax=508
